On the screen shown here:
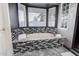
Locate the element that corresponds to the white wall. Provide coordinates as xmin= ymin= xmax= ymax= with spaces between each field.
xmin=0 ymin=3 xmax=13 ymax=56
xmin=58 ymin=3 xmax=78 ymax=48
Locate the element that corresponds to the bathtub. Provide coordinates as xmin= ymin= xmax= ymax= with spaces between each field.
xmin=15 ymin=33 xmax=62 ymax=42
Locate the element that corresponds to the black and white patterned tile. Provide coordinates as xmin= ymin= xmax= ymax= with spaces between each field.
xmin=13 ymin=39 xmax=62 ymax=54
xmin=11 ymin=27 xmax=58 ymax=41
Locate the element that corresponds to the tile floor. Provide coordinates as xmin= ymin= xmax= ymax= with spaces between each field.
xmin=14 ymin=47 xmax=75 ymax=56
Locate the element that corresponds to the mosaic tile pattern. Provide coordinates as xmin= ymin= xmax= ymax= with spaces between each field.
xmin=11 ymin=27 xmax=60 ymax=55
xmin=11 ymin=27 xmax=57 ymax=41
xmin=14 ymin=48 xmax=61 ymax=56
xmin=13 ymin=39 xmax=62 ymax=54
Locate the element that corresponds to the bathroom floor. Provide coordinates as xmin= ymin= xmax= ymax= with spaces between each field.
xmin=14 ymin=47 xmax=75 ymax=56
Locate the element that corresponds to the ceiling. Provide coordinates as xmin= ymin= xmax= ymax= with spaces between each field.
xmin=22 ymin=3 xmax=60 ymax=8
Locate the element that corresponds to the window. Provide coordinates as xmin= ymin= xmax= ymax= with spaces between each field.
xmin=17 ymin=4 xmax=58 ymax=27
xmin=48 ymin=7 xmax=56 ymax=27
xmin=28 ymin=7 xmax=46 ymax=27
xmin=18 ymin=4 xmax=27 ymax=27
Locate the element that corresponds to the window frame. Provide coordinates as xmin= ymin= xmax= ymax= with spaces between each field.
xmin=17 ymin=3 xmax=59 ymax=28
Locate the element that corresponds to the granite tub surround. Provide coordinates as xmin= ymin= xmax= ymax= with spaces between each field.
xmin=11 ymin=27 xmax=62 ymax=55
xmin=16 ymin=33 xmax=58 ymax=42
xmin=14 ymin=48 xmax=62 ymax=56
xmin=13 ymin=39 xmax=62 ymax=54
xmin=11 ymin=27 xmax=57 ymax=41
